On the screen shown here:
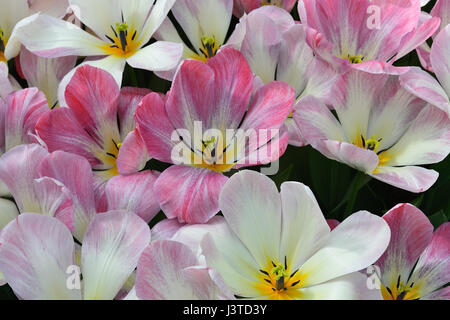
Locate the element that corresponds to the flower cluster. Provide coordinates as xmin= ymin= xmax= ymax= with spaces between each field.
xmin=0 ymin=0 xmax=448 ymax=300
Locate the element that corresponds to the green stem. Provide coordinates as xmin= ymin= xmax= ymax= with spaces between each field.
xmin=342 ymin=171 xmax=370 ymax=219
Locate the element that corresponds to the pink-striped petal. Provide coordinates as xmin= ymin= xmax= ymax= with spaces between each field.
xmin=135 ymin=92 xmax=176 ymax=163
xmin=105 ymin=171 xmax=160 ymax=223
xmin=33 ymin=177 xmax=74 ymax=231
xmin=400 ymin=67 xmax=450 ymax=115
xmin=375 ymin=203 xmax=434 ymax=290
xmin=371 ymin=165 xmax=439 ymax=193
xmin=118 ymin=87 xmax=152 ymax=139
xmin=136 ymin=240 xmax=221 ymax=300
xmin=4 ymin=88 xmax=48 ymax=150
xmin=82 ymin=210 xmax=151 ymax=300
xmin=38 ymin=150 xmax=97 ymax=241
xmin=116 ymin=130 xmax=150 ymax=174
xmin=0 ymin=144 xmax=48 ymax=213
xmin=430 ymin=25 xmax=450 ymax=98
xmin=154 ymin=165 xmax=228 ymax=224
xmin=410 ymin=222 xmax=450 ymax=298
xmin=166 ymin=47 xmax=253 ymax=132
xmin=0 ymin=213 xmax=80 ymax=300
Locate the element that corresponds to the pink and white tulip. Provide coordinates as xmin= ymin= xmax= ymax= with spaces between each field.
xmin=154 ymin=0 xmax=234 ymax=79
xmin=374 ymin=203 xmax=449 ymax=300
xmin=227 ymin=6 xmax=338 ymax=146
xmin=36 ymin=65 xmax=152 ymax=184
xmin=0 ymin=210 xmax=150 ymax=300
xmin=401 ymin=25 xmax=450 ymax=115
xmin=15 ymin=0 xmax=183 ymax=85
xmin=294 ymin=69 xmax=450 ymax=193
xmin=298 ymin=0 xmax=440 ymax=74
xmin=200 ymin=170 xmax=390 ymax=299
xmin=135 ymin=47 xmax=295 ymax=224
xmin=232 ymin=1 xmax=297 ymax=18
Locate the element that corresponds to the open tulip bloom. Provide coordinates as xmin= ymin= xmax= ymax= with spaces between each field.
xmin=200 ymin=170 xmax=391 ymax=300
xmin=136 ymin=47 xmax=295 ymax=224
xmin=227 ymin=5 xmax=339 ymax=146
xmin=374 ymin=203 xmax=449 ymax=300
xmin=0 ymin=0 xmax=448 ymax=303
xmin=294 ymin=69 xmax=450 ymax=193
xmin=0 ymin=210 xmax=151 ymax=300
xmin=14 ymin=0 xmax=183 ymax=85
xmin=298 ymin=0 xmax=441 ymax=74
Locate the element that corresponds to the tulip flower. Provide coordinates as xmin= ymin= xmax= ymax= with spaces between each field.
xmin=294 ymin=69 xmax=450 ymax=193
xmin=0 ymin=211 xmax=150 ymax=300
xmin=153 ymin=0 xmax=234 ymax=79
xmin=35 ymin=65 xmax=152 ymax=186
xmin=298 ymin=0 xmax=440 ymax=74
xmin=401 ymin=25 xmax=450 ymax=115
xmin=200 ymin=170 xmax=390 ymax=299
xmin=232 ymin=0 xmax=297 ymax=18
xmin=227 ymin=6 xmax=338 ymax=146
xmin=0 ymin=0 xmax=70 ymax=63
xmin=374 ymin=203 xmax=449 ymax=300
xmin=416 ymin=0 xmax=449 ymax=70
xmin=136 ymin=47 xmax=295 ymax=224
xmin=15 ymin=0 xmax=183 ymax=85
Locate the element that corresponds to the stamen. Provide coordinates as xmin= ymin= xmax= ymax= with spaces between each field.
xmin=115 ymin=22 xmax=129 ymax=52
xmin=200 ymin=36 xmax=218 ymax=59
xmin=347 ymin=54 xmax=364 ymax=64
xmin=291 ymin=280 xmax=301 ymax=287
xmin=259 ymin=269 xmax=269 ymax=276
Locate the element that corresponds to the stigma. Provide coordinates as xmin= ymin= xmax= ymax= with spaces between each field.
xmin=102 ymin=18 xmax=140 ymax=58
xmin=360 ymin=135 xmax=382 ymax=152
xmin=199 ymin=36 xmax=219 ymax=60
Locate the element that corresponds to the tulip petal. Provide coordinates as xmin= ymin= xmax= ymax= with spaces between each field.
xmin=82 ymin=210 xmax=151 ymax=300
xmin=0 ymin=213 xmax=80 ymax=300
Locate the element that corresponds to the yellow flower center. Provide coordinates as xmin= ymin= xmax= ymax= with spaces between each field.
xmin=381 ymin=276 xmax=422 ymax=300
xmin=0 ymin=27 xmax=7 ymax=63
xmin=195 ymin=36 xmax=220 ymax=62
xmin=261 ymin=0 xmax=283 ymax=7
xmin=96 ymin=138 xmax=122 ymax=179
xmin=255 ymin=257 xmax=306 ymax=300
xmin=101 ymin=21 xmax=141 ymax=58
xmin=354 ymin=134 xmax=392 ymax=172
xmin=191 ymin=133 xmax=235 ymax=173
xmin=346 ymin=54 xmax=364 ymax=64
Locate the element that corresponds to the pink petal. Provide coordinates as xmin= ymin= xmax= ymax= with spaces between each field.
xmin=166 ymin=47 xmax=253 ymax=132
xmin=154 ymin=165 xmax=228 ymax=224
xmin=118 ymin=87 xmax=152 ymax=139
xmin=394 ymin=17 xmax=440 ymax=61
xmin=82 ymin=210 xmax=151 ymax=300
xmin=400 ymin=67 xmax=450 ymax=115
xmin=105 ymin=171 xmax=160 ymax=223
xmin=151 ymin=218 xmax=186 ymax=241
xmin=35 ymin=107 xmax=104 ymax=168
xmin=410 ymin=222 xmax=450 ymax=298
xmin=64 ymin=65 xmax=120 ymax=143
xmin=136 ymin=240 xmax=220 ymax=300
xmin=5 ymin=88 xmax=48 ymax=150
xmin=0 ymin=213 xmax=80 ymax=300
xmin=313 ymin=140 xmax=380 ymax=174
xmin=19 ymin=47 xmax=76 ymax=107
xmin=0 ymin=144 xmax=48 ymax=213
xmin=38 ymin=150 xmax=97 ymax=240
xmin=430 ymin=25 xmax=450 ymax=99
xmin=116 ymin=130 xmax=150 ymax=175
xmin=135 ymin=92 xmax=176 ymax=163
xmin=375 ymin=203 xmax=434 ymax=289
xmin=33 ymin=177 xmax=74 ymax=232
xmin=371 ymin=166 xmax=439 ymax=193
xmin=327 ymin=219 xmax=340 ymax=230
